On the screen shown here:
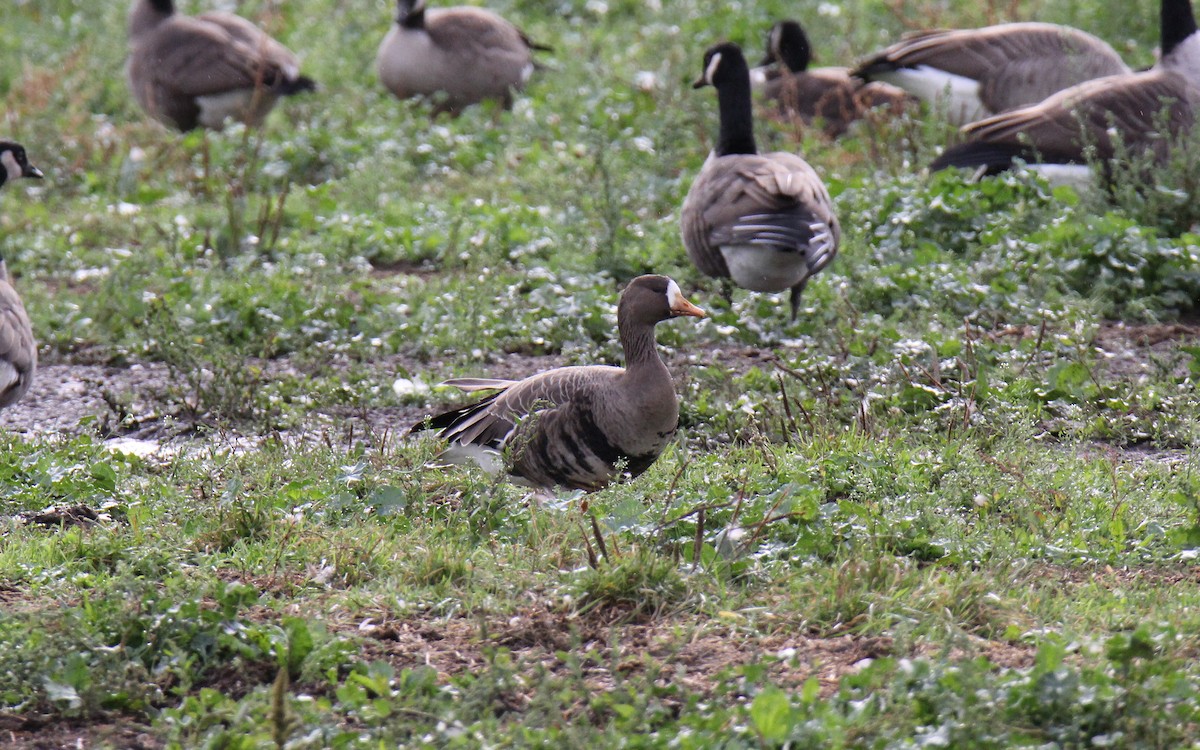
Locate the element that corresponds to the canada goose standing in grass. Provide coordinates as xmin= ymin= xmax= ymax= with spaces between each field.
xmin=853 ymin=21 xmax=1130 ymax=125
xmin=126 ymin=0 xmax=316 ymax=131
xmin=682 ymin=42 xmax=840 ymax=320
xmin=757 ymin=20 xmax=914 ymax=137
xmin=411 ymin=276 xmax=704 ymax=492
xmin=0 ymin=141 xmax=41 ymax=410
xmin=377 ymin=0 xmax=550 ymax=115
xmin=930 ymin=0 xmax=1200 ymax=183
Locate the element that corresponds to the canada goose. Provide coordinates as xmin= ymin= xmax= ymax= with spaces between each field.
xmin=377 ymin=0 xmax=550 ymax=115
xmin=411 ymin=276 xmax=704 ymax=491
xmin=757 ymin=20 xmax=913 ymax=137
xmin=126 ymin=0 xmax=316 ymax=131
xmin=682 ymin=42 xmax=840 ymax=320
xmin=853 ymin=21 xmax=1130 ymax=125
xmin=930 ymin=0 xmax=1200 ymax=182
xmin=0 ymin=141 xmax=41 ymax=410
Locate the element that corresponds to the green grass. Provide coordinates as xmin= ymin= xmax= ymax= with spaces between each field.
xmin=3 ymin=0 xmax=1200 ymax=747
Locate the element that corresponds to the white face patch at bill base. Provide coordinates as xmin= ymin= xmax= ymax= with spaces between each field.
xmin=666 ymin=278 xmax=687 ymax=309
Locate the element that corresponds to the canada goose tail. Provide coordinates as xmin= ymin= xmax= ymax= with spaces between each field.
xmin=929 ymin=141 xmax=1037 ymax=174
xmin=521 ymin=32 xmax=553 ymax=54
xmin=850 ymin=57 xmax=897 ymax=82
xmin=279 ymin=75 xmax=318 ymax=95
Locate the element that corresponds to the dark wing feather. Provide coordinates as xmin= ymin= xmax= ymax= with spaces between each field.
xmin=962 ymin=69 xmax=1196 ymax=162
xmin=683 ymin=152 xmax=840 ymax=279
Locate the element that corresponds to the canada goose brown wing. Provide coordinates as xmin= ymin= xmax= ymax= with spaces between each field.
xmin=197 ymin=12 xmax=304 ymax=78
xmin=766 ymin=68 xmax=860 ymax=134
xmin=857 ymin=23 xmax=1130 ymax=112
xmin=965 ymin=69 xmax=1196 ymax=160
xmin=426 ymin=8 xmax=534 ymax=58
xmin=0 ymin=284 xmax=35 ymax=409
xmin=133 ymin=16 xmax=294 ymax=97
xmin=684 ymin=153 xmax=839 ymax=279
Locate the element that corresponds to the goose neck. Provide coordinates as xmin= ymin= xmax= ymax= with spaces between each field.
xmin=714 ymin=77 xmax=758 ymax=156
xmin=618 ymin=316 xmax=666 ymax=375
xmin=129 ymin=0 xmax=174 ymax=38
xmin=1163 ymin=0 xmax=1198 ymax=57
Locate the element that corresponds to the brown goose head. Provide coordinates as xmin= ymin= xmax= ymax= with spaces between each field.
xmin=618 ymin=275 xmax=705 ymax=328
xmin=0 ymin=141 xmax=43 ymax=188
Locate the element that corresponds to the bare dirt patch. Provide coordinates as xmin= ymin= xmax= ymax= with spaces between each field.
xmin=0 ymin=715 xmax=159 ymax=750
xmin=1093 ymin=321 xmax=1200 ymax=381
xmin=347 ymin=604 xmax=1032 ymax=702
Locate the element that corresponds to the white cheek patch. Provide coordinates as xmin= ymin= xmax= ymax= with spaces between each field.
xmin=0 ymin=151 xmax=19 ymax=181
xmin=769 ymin=27 xmax=781 ymax=58
xmin=666 ymin=279 xmax=686 ymax=309
xmin=705 ymin=52 xmax=723 ymax=85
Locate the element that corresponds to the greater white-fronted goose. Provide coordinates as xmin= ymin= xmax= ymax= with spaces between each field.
xmin=757 ymin=20 xmax=913 ymax=137
xmin=376 ymin=0 xmax=549 ymax=115
xmin=126 ymin=0 xmax=316 ymax=131
xmin=853 ymin=21 xmax=1130 ymax=125
xmin=0 ymin=141 xmax=41 ymax=410
xmin=682 ymin=42 xmax=840 ymax=320
xmin=930 ymin=0 xmax=1200 ymax=181
xmin=411 ymin=276 xmax=704 ymax=491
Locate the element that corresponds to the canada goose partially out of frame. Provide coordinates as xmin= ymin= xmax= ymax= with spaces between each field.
xmin=930 ymin=0 xmax=1200 ymax=183
xmin=682 ymin=42 xmax=840 ymax=320
xmin=757 ymin=20 xmax=913 ymax=137
xmin=377 ymin=0 xmax=550 ymax=115
xmin=126 ymin=0 xmax=316 ymax=131
xmin=853 ymin=21 xmax=1130 ymax=125
xmin=0 ymin=141 xmax=41 ymax=411
xmin=411 ymin=276 xmax=705 ymax=492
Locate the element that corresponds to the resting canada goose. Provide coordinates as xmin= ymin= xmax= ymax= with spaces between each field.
xmin=411 ymin=276 xmax=704 ymax=491
xmin=0 ymin=141 xmax=41 ymax=410
xmin=930 ymin=0 xmax=1200 ymax=181
xmin=757 ymin=20 xmax=912 ymax=137
xmin=126 ymin=0 xmax=316 ymax=131
xmin=682 ymin=42 xmax=840 ymax=320
xmin=377 ymin=0 xmax=549 ymax=115
xmin=853 ymin=21 xmax=1130 ymax=125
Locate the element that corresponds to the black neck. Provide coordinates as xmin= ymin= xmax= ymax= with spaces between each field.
xmin=1163 ymin=0 xmax=1198 ymax=56
xmin=714 ymin=74 xmax=758 ymax=156
xmin=148 ymin=0 xmax=174 ymax=13
xmin=400 ymin=1 xmax=425 ymax=28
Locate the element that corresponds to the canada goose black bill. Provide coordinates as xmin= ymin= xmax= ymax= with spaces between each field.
xmin=377 ymin=0 xmax=549 ymax=115
xmin=853 ymin=21 xmax=1130 ymax=125
xmin=683 ymin=42 xmax=840 ymax=320
xmin=126 ymin=0 xmax=317 ymax=131
xmin=411 ymin=276 xmax=703 ymax=492
xmin=930 ymin=0 xmax=1200 ymax=184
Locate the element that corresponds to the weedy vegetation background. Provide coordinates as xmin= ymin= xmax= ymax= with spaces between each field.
xmin=4 ymin=0 xmax=1200 ymax=747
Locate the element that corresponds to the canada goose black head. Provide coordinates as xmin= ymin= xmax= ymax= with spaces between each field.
xmin=760 ymin=20 xmax=812 ymax=72
xmin=0 ymin=142 xmax=43 ymax=188
xmin=693 ymin=42 xmax=751 ymax=90
xmin=398 ymin=0 xmax=427 ymax=28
